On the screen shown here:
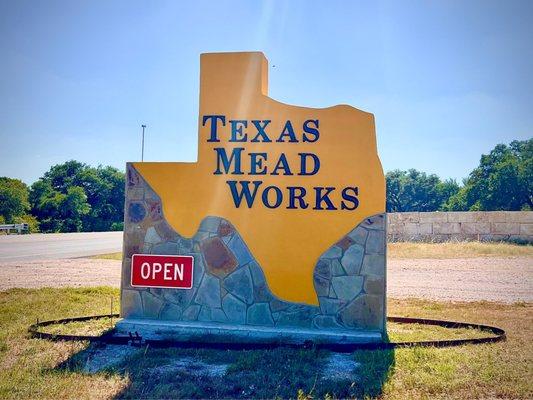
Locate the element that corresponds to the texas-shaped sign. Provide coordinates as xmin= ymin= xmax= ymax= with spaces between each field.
xmin=132 ymin=51 xmax=385 ymax=306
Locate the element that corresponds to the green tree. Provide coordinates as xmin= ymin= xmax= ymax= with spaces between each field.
xmin=79 ymin=165 xmax=125 ymax=231
xmin=445 ymin=139 xmax=533 ymax=211
xmin=13 ymin=214 xmax=40 ymax=232
xmin=61 ymin=186 xmax=91 ymax=232
xmin=31 ymin=186 xmax=90 ymax=233
xmin=29 ymin=160 xmax=124 ymax=232
xmin=31 ymin=186 xmax=66 ymax=232
xmin=0 ymin=177 xmax=30 ymax=223
xmin=386 ymin=169 xmax=460 ymax=212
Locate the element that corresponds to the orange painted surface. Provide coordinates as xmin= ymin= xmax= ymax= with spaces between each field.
xmin=134 ymin=52 xmax=385 ymax=305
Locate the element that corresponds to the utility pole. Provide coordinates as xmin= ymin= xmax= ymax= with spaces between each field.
xmin=141 ymin=124 xmax=147 ymax=161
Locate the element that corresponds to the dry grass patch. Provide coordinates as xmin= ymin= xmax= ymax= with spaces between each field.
xmin=42 ymin=317 xmax=119 ymax=336
xmin=388 ymin=241 xmax=533 ymax=259
xmin=94 ymin=241 xmax=533 ymax=262
xmin=91 ymin=252 xmax=122 ymax=260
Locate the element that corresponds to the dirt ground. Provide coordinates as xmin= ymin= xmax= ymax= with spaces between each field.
xmin=0 ymin=257 xmax=531 ymax=302
xmin=388 ymin=257 xmax=532 ymax=302
xmin=0 ymin=258 xmax=122 ymax=290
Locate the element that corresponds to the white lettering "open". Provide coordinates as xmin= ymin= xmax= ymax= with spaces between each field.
xmin=140 ymin=262 xmax=185 ymax=281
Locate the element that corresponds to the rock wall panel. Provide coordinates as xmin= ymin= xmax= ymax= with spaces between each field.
xmin=388 ymin=211 xmax=532 ymax=243
xmin=121 ymin=164 xmax=386 ymax=334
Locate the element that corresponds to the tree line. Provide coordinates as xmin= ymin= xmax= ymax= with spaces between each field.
xmin=0 ymin=161 xmax=124 ymax=232
xmin=386 ymin=139 xmax=532 ymax=212
xmin=0 ymin=139 xmax=531 ymax=233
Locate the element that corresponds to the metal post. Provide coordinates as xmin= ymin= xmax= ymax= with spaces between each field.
xmin=141 ymin=124 xmax=147 ymax=161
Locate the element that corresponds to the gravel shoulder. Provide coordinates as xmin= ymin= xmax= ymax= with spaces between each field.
xmin=0 ymin=256 xmax=531 ymax=303
xmin=388 ymin=256 xmax=532 ymax=303
xmin=0 ymin=258 xmax=122 ymax=290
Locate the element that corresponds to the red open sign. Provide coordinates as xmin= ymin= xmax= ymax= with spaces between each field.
xmin=131 ymin=254 xmax=194 ymax=289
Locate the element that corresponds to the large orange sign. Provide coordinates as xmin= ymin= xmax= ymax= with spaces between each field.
xmin=134 ymin=52 xmax=385 ymax=305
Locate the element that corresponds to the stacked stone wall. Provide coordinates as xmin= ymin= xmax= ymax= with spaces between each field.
xmin=388 ymin=211 xmax=532 ymax=242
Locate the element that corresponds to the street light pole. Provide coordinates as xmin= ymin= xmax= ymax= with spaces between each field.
xmin=141 ymin=124 xmax=146 ymax=162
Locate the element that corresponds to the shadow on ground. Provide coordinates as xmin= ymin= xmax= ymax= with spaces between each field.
xmin=55 ymin=340 xmax=395 ymax=399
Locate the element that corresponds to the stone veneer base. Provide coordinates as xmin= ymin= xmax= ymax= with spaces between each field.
xmin=121 ymin=164 xmax=387 ymax=338
xmin=116 ymin=319 xmax=383 ymax=345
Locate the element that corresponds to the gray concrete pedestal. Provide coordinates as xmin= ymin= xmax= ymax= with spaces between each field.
xmin=116 ymin=318 xmax=383 ymax=346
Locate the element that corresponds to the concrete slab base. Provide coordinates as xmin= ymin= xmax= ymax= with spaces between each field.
xmin=116 ymin=318 xmax=383 ymax=346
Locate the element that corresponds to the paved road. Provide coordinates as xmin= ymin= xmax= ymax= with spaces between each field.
xmin=0 ymin=232 xmax=123 ymax=262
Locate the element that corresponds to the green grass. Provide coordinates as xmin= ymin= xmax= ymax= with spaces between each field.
xmin=0 ymin=288 xmax=125 ymax=399
xmin=0 ymin=288 xmax=531 ymax=399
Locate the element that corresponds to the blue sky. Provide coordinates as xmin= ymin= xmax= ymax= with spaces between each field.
xmin=1 ymin=0 xmax=531 ymax=184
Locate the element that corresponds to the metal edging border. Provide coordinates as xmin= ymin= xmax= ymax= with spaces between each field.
xmin=27 ymin=314 xmax=506 ymax=351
